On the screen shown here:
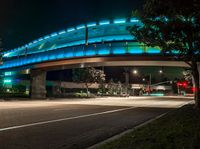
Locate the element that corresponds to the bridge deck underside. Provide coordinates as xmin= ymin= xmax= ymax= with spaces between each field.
xmin=35 ymin=56 xmax=189 ymax=71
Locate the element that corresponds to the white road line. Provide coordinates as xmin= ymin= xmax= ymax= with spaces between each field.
xmin=0 ymin=107 xmax=135 ymax=133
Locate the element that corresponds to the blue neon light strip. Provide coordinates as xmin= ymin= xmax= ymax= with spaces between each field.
xmin=85 ymin=48 xmax=96 ymax=56
xmin=129 ymin=48 xmax=143 ymax=54
xmin=58 ymin=30 xmax=66 ymax=35
xmin=38 ymin=38 xmax=43 ymax=41
xmin=99 ymin=20 xmax=110 ymax=25
xmin=67 ymin=28 xmax=75 ymax=32
xmin=130 ymin=18 xmax=139 ymax=23
xmin=112 ymin=47 xmax=126 ymax=54
xmin=44 ymin=35 xmax=50 ymax=39
xmin=51 ymin=33 xmax=58 ymax=37
xmin=3 ymin=53 xmax=11 ymax=57
xmin=147 ymin=48 xmax=161 ymax=54
xmin=87 ymin=22 xmax=97 ymax=27
xmin=76 ymin=25 xmax=85 ymax=30
xmin=33 ymin=40 xmax=38 ymax=44
xmin=114 ymin=18 xmax=126 ymax=24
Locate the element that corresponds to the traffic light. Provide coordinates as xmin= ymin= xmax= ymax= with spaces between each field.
xmin=177 ymin=82 xmax=182 ymax=86
xmin=192 ymin=87 xmax=197 ymax=93
xmin=176 ymin=81 xmax=188 ymax=88
xmin=182 ymin=82 xmax=187 ymax=88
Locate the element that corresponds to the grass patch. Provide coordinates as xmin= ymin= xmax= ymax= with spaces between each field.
xmin=98 ymin=104 xmax=200 ymax=149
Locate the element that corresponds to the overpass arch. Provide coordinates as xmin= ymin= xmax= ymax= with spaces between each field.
xmin=1 ymin=18 xmax=198 ymax=99
xmin=0 ymin=18 xmax=164 ymax=71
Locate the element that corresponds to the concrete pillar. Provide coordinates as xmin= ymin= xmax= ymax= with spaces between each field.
xmin=125 ymin=72 xmax=129 ymax=87
xmin=30 ymin=69 xmax=46 ymax=99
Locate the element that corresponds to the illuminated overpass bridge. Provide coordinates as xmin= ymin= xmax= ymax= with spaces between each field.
xmin=0 ymin=18 xmax=189 ymax=71
xmin=1 ymin=18 xmax=194 ymax=98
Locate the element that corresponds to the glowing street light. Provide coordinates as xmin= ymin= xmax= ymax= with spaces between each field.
xmin=133 ymin=70 xmax=138 ymax=74
xmin=4 ymin=79 xmax=12 ymax=84
xmin=4 ymin=72 xmax=12 ymax=76
xmin=159 ymin=70 xmax=163 ymax=74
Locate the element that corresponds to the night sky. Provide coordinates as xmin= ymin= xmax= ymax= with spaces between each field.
xmin=0 ymin=0 xmax=143 ymax=49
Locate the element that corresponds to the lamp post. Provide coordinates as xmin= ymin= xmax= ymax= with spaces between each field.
xmin=124 ymin=68 xmax=138 ymax=96
xmin=148 ymin=70 xmax=164 ymax=95
xmin=132 ymin=69 xmax=138 ymax=96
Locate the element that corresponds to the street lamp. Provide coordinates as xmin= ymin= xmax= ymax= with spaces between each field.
xmin=159 ymin=70 xmax=163 ymax=74
xmin=133 ymin=70 xmax=138 ymax=74
xmin=131 ymin=69 xmax=138 ymax=96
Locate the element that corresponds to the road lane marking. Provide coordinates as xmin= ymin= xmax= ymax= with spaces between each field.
xmin=0 ymin=107 xmax=135 ymax=132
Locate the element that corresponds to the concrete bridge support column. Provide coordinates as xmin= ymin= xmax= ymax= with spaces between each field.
xmin=30 ymin=70 xmax=47 ymax=99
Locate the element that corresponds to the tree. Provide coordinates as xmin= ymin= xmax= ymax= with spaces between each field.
xmin=72 ymin=67 xmax=105 ymax=96
xmin=128 ymin=0 xmax=200 ymax=108
xmin=116 ymin=81 xmax=123 ymax=95
xmin=183 ymin=69 xmax=193 ymax=83
xmin=107 ymin=79 xmax=116 ymax=95
xmin=97 ymin=72 xmax=106 ymax=95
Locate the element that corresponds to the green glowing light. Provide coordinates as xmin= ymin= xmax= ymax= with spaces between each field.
xmin=4 ymin=72 xmax=12 ymax=76
xmin=3 ymin=79 xmax=12 ymax=84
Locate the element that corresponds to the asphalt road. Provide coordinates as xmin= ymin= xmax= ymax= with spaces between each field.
xmin=0 ymin=97 xmax=192 ymax=149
